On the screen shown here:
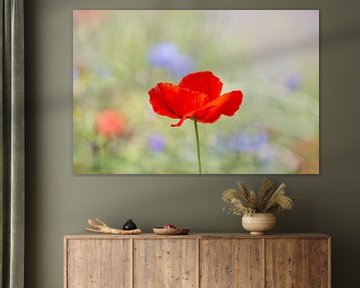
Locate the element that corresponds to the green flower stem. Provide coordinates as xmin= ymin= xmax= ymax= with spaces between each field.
xmin=193 ymin=120 xmax=202 ymax=174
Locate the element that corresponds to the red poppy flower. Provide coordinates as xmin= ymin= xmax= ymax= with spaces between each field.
xmin=148 ymin=71 xmax=243 ymax=127
xmin=95 ymin=109 xmax=126 ymax=139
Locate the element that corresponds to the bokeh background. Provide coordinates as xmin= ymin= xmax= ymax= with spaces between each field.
xmin=73 ymin=10 xmax=319 ymax=174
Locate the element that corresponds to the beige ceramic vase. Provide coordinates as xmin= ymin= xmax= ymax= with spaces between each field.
xmin=242 ymin=213 xmax=276 ymax=235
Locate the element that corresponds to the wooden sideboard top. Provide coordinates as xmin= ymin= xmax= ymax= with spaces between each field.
xmin=64 ymin=232 xmax=330 ymax=240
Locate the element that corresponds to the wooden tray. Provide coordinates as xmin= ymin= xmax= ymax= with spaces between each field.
xmin=153 ymin=227 xmax=190 ymax=235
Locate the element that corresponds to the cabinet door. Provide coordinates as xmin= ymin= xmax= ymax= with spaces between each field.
xmin=200 ymin=239 xmax=264 ymax=288
xmin=266 ymin=239 xmax=309 ymax=287
xmin=309 ymin=239 xmax=330 ymax=288
xmin=134 ymin=239 xmax=198 ymax=288
xmin=66 ymin=239 xmax=131 ymax=288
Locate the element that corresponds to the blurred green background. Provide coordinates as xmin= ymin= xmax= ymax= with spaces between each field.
xmin=73 ymin=10 xmax=319 ymax=174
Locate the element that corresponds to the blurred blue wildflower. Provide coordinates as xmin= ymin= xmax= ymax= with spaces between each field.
xmin=220 ymin=130 xmax=269 ymax=153
xmin=148 ymin=42 xmax=195 ymax=78
xmin=148 ymin=43 xmax=180 ymax=66
xmin=213 ymin=130 xmax=275 ymax=164
xmin=169 ymin=54 xmax=195 ymax=79
xmin=285 ymin=74 xmax=301 ymax=91
xmin=148 ymin=134 xmax=166 ymax=152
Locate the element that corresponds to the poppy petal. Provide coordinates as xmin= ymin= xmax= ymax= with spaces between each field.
xmin=149 ymin=83 xmax=210 ymax=123
xmin=179 ymin=71 xmax=223 ymax=100
xmin=170 ymin=117 xmax=189 ymax=127
xmin=170 ymin=105 xmax=214 ymax=127
xmin=149 ymin=84 xmax=180 ymax=119
xmin=195 ymin=90 xmax=243 ymax=123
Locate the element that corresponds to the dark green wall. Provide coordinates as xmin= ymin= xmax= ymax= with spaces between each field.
xmin=24 ymin=0 xmax=360 ymax=287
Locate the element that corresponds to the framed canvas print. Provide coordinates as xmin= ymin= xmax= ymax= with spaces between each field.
xmin=73 ymin=10 xmax=319 ymax=174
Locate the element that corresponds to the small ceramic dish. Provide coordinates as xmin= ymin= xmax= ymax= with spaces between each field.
xmin=153 ymin=227 xmax=190 ymax=235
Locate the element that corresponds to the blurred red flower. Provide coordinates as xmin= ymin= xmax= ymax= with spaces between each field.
xmin=148 ymin=71 xmax=243 ymax=127
xmin=74 ymin=10 xmax=108 ymax=27
xmin=95 ymin=110 xmax=125 ymax=139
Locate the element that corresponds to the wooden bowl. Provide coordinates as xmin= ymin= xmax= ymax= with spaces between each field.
xmin=153 ymin=227 xmax=190 ymax=235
